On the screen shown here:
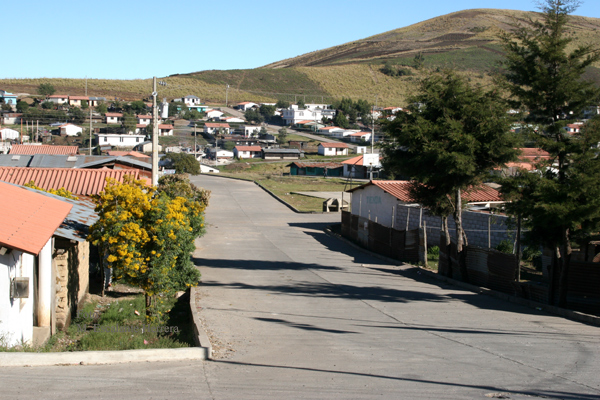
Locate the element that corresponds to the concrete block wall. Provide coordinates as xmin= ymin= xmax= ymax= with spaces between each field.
xmin=394 ymin=205 xmax=517 ymax=249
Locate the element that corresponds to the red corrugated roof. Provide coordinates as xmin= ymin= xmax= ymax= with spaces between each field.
xmin=348 ymin=180 xmax=501 ymax=203
xmin=234 ymin=146 xmax=262 ymax=152
xmin=69 ymin=96 xmax=89 ymax=100
xmin=518 ymin=148 xmax=550 ymax=159
xmin=105 ymin=113 xmax=123 ymax=117
xmin=205 ymin=123 xmax=230 ymax=128
xmin=158 ymin=124 xmax=173 ymax=129
xmin=0 ymin=181 xmax=72 ymax=255
xmin=48 ymin=95 xmax=68 ymax=98
xmin=137 ymin=115 xmax=152 ymax=119
xmin=0 ymin=167 xmax=148 ymax=196
xmin=10 ymin=145 xmax=79 ymax=156
xmin=342 ymin=155 xmax=365 ymax=166
xmin=320 ymin=142 xmax=348 ymax=148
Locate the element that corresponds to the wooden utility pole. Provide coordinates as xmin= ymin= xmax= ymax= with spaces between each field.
xmin=152 ymin=77 xmax=159 ymax=186
xmin=89 ymin=105 xmax=93 ymax=155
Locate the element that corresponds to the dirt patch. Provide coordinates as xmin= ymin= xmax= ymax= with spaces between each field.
xmin=84 ymin=283 xmax=144 ymax=308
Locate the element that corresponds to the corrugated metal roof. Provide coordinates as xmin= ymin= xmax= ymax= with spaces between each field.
xmin=0 ymin=154 xmax=33 ymax=167
xmin=20 ymin=185 xmax=98 ymax=242
xmin=341 ymin=155 xmax=365 ymax=166
xmin=320 ymin=142 xmax=348 ymax=148
xmin=0 ymin=167 xmax=146 ymax=195
xmin=79 ymin=156 xmax=152 ymax=171
xmin=0 ymin=181 xmax=72 ymax=255
xmin=347 ymin=181 xmax=501 ymax=203
xmin=9 ymin=145 xmax=79 ymax=156
xmin=289 ymin=162 xmax=343 ymax=169
xmin=29 ymin=154 xmax=86 ymax=168
xmin=234 ymin=146 xmax=262 ymax=152
xmin=262 ymin=148 xmax=301 ymax=154
xmin=107 ymin=151 xmax=150 ymax=158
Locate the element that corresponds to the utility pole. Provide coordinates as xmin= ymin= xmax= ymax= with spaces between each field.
xmin=371 ymin=95 xmax=378 ymax=155
xmin=89 ymin=105 xmax=93 ymax=155
xmin=152 ymin=77 xmax=159 ymax=186
xmin=225 ymin=84 xmax=229 ymax=107
xmin=194 ymin=123 xmax=197 ymax=160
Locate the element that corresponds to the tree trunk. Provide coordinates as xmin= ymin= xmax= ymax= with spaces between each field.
xmin=557 ymin=228 xmax=572 ymax=307
xmin=454 ymin=188 xmax=469 ymax=282
xmin=145 ymin=293 xmax=153 ymax=320
xmin=442 ymin=216 xmax=452 ymax=277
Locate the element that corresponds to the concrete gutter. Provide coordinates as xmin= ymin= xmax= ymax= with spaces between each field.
xmin=0 ymin=347 xmax=207 ymax=367
xmin=325 ymin=226 xmax=600 ymax=328
xmin=1 ymin=288 xmax=213 ymax=367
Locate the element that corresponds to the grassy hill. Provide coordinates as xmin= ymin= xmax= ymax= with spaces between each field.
xmin=2 ymin=9 xmax=599 ymax=107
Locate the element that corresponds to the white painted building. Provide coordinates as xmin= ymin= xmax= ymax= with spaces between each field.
xmin=243 ymin=125 xmax=261 ymax=137
xmin=318 ymin=142 xmax=349 ymax=156
xmin=236 ymin=102 xmax=257 ymax=111
xmin=205 ymin=109 xmax=224 ymax=119
xmin=97 ymin=133 xmax=146 ymax=147
xmin=59 ymin=123 xmax=83 ymax=136
xmin=317 ymin=126 xmax=345 ymax=136
xmin=105 ymin=113 xmax=123 ymax=124
xmin=0 ymin=128 xmax=19 ymax=140
xmin=47 ymin=95 xmax=69 ymax=105
xmin=158 ymin=124 xmax=174 ymax=136
xmin=221 ymin=116 xmax=244 ymax=124
xmin=282 ymin=105 xmax=324 ymax=125
xmin=174 ymin=95 xmax=202 ymax=108
xmin=204 ymin=123 xmax=230 ymax=135
xmin=137 ymin=115 xmax=152 ymax=125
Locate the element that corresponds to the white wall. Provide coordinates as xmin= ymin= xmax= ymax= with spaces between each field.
xmin=0 ymin=249 xmax=35 ymax=347
xmin=97 ymin=134 xmax=145 ymax=147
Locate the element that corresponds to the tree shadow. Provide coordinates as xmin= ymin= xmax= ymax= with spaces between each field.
xmin=191 ymin=257 xmax=343 ymax=272
xmin=253 ymin=317 xmax=358 ymax=334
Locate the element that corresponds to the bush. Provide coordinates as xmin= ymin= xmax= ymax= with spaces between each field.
xmin=427 ymin=246 xmax=440 ymax=261
xmin=495 ymin=240 xmax=514 ymax=254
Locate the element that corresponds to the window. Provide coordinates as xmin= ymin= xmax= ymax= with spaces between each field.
xmin=136 ymin=137 xmax=141 ymax=142
xmin=120 ymin=137 xmax=124 ymax=143
xmin=103 ymin=137 xmax=107 ymax=142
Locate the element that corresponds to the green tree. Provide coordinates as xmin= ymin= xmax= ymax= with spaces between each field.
xmin=297 ymin=99 xmax=306 ymax=109
xmin=69 ymin=107 xmax=85 ymax=124
xmin=334 ymin=111 xmax=350 ymax=129
xmin=88 ymin=176 xmax=206 ymax=319
xmin=498 ymin=0 xmax=600 ymax=306
xmin=383 ymin=71 xmax=519 ymax=279
xmin=259 ymin=104 xmax=276 ymax=121
xmin=163 ymin=152 xmax=200 ymax=175
xmin=276 ymin=99 xmax=290 ymax=108
xmin=413 ymin=52 xmax=425 ymax=69
xmin=37 ymin=83 xmax=55 ymax=97
xmin=122 ymin=112 xmax=137 ymax=134
xmin=81 ymin=100 xmax=89 ymax=109
xmin=169 ymin=101 xmax=187 ymax=117
xmin=96 ymin=102 xmax=108 ymax=114
xmin=223 ymin=141 xmax=236 ymax=151
xmin=41 ymin=101 xmax=54 ymax=110
xmin=244 ymin=109 xmax=265 ymax=124
xmin=277 ymin=127 xmax=288 ymax=144
xmin=16 ymin=101 xmax=29 ymax=113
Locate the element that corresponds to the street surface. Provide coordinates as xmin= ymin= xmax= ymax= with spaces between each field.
xmin=0 ymin=175 xmax=599 ymax=399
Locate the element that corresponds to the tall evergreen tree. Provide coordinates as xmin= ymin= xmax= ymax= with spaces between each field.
xmin=383 ymin=71 xmax=519 ymax=280
xmin=499 ymin=0 xmax=600 ymax=306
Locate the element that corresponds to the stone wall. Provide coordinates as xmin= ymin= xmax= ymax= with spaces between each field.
xmin=394 ymin=205 xmax=517 ymax=249
xmin=53 ymin=240 xmax=90 ymax=331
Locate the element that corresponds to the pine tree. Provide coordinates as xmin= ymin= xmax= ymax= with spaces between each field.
xmin=499 ymin=0 xmax=600 ymax=306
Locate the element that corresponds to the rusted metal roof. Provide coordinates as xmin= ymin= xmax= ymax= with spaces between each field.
xmin=347 ymin=180 xmax=502 ymax=203
xmin=9 ymin=145 xmax=79 ymax=156
xmin=20 ymin=185 xmax=98 ymax=242
xmin=0 ymin=167 xmax=147 ymax=196
xmin=0 ymin=181 xmax=72 ymax=255
xmin=319 ymin=142 xmax=348 ymax=148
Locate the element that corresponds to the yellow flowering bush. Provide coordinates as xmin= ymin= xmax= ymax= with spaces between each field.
xmin=88 ymin=175 xmax=208 ymax=320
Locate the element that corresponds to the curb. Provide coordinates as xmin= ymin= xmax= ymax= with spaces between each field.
xmin=0 ymin=347 xmax=207 ymax=367
xmin=190 ymin=286 xmax=213 ymax=359
xmin=324 ymin=226 xmax=600 ymax=327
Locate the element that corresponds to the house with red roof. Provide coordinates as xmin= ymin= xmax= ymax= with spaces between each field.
xmin=158 ymin=124 xmax=174 ymax=136
xmin=204 ymin=122 xmax=230 ymax=135
xmin=68 ymin=95 xmax=89 ymax=107
xmin=342 ymin=154 xmax=381 ymax=178
xmin=233 ymin=145 xmax=262 ymax=159
xmin=47 ymin=94 xmax=69 ymax=105
xmin=105 ymin=112 xmax=123 ymax=124
xmin=0 ymin=181 xmax=73 ymax=346
xmin=9 ymin=144 xmax=79 ymax=156
xmin=318 ymin=142 xmax=349 ymax=156
xmin=236 ymin=101 xmax=257 ymax=111
xmin=137 ymin=115 xmax=152 ymax=126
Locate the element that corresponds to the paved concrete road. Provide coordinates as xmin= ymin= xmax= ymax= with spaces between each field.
xmin=1 ymin=175 xmax=599 ymax=400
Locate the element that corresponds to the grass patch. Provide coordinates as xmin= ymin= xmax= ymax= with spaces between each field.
xmin=1 ymin=290 xmax=194 ymax=352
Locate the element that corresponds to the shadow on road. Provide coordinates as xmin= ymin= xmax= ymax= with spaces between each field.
xmin=208 ymin=360 xmax=600 ymax=400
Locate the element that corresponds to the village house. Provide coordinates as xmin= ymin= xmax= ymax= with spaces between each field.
xmin=0 ymin=127 xmax=19 ymax=140
xmin=68 ymin=96 xmax=89 ymax=107
xmin=137 ymin=115 xmax=152 ymax=125
xmin=233 ymin=145 xmax=262 ymax=159
xmin=47 ymin=95 xmax=69 ymax=105
xmin=58 ymin=123 xmax=83 ymax=137
xmin=262 ymin=148 xmax=303 ymax=160
xmin=206 ymin=109 xmax=224 ymax=119
xmin=204 ymin=123 xmax=230 ymax=135
xmin=105 ymin=112 xmax=123 ymax=124
xmin=88 ymin=97 xmax=106 ymax=107
xmin=282 ymin=106 xmax=323 ymax=125
xmin=317 ymin=126 xmax=345 ymax=136
xmin=242 ymin=125 xmax=261 ymax=137
xmin=159 ymin=124 xmax=174 ymax=136
xmin=288 ymin=161 xmax=344 ymax=177
xmin=318 ymin=142 xmax=349 ymax=156
xmin=236 ymin=102 xmax=258 ymax=111
xmin=174 ymin=95 xmax=202 ymax=108
xmin=2 ymin=112 xmax=22 ymax=125
xmin=0 ymin=182 xmax=73 ymax=346
xmin=0 ymin=90 xmax=18 ymax=106
xmin=342 ymin=154 xmax=382 ymax=179
xmin=97 ymin=133 xmax=146 ymax=147
xmin=9 ymin=144 xmax=79 ymax=156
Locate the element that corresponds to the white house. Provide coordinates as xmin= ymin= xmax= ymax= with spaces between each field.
xmin=318 ymin=142 xmax=349 ymax=156
xmin=205 ymin=109 xmax=224 ymax=119
xmin=236 ymin=102 xmax=257 ymax=111
xmin=0 ymin=128 xmax=19 ymax=140
xmin=68 ymin=96 xmax=89 ymax=107
xmin=282 ymin=106 xmax=323 ymax=125
xmin=137 ymin=115 xmax=152 ymax=125
xmin=47 ymin=95 xmax=69 ymax=105
xmin=317 ymin=126 xmax=345 ymax=136
xmin=243 ymin=125 xmax=261 ymax=137
xmin=134 ymin=141 xmax=162 ymax=153
xmin=347 ymin=132 xmax=372 ymax=143
xmin=221 ymin=116 xmax=244 ymax=124
xmin=105 ymin=113 xmax=123 ymax=124
xmin=204 ymin=123 xmax=230 ymax=135
xmin=0 ymin=182 xmax=72 ymax=347
xmin=59 ymin=123 xmax=83 ymax=136
xmin=97 ymin=133 xmax=146 ymax=147
xmin=2 ymin=113 xmax=22 ymax=125
xmin=174 ymin=95 xmax=202 ymax=108
xmin=233 ymin=145 xmax=262 ymax=159
xmin=206 ymin=147 xmax=234 ymax=162
xmin=158 ymin=124 xmax=174 ymax=136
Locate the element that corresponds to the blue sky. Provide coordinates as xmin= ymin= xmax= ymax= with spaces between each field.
xmin=5 ymin=0 xmax=599 ymax=80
